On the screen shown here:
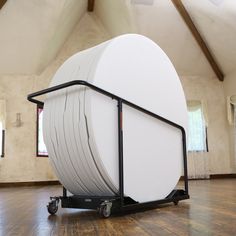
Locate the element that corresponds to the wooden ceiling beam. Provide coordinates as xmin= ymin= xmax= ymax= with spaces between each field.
xmin=0 ymin=0 xmax=7 ymax=9
xmin=87 ymin=0 xmax=95 ymax=12
xmin=171 ymin=0 xmax=224 ymax=81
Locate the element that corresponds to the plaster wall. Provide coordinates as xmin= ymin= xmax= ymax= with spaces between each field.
xmin=224 ymin=70 xmax=236 ymax=97
xmin=223 ymin=70 xmax=236 ymax=173
xmin=0 ymin=13 xmax=110 ymax=182
xmin=181 ymin=76 xmax=232 ymax=174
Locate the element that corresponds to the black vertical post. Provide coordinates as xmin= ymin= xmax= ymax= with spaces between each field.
xmin=118 ymin=99 xmax=124 ymax=207
xmin=205 ymin=127 xmax=209 ymax=152
xmin=63 ymin=186 xmax=67 ymax=198
xmin=1 ymin=130 xmax=5 ymax=158
xmin=182 ymin=129 xmax=189 ymax=195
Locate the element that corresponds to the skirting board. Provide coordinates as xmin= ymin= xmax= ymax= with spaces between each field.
xmin=180 ymin=174 xmax=236 ymax=181
xmin=0 ymin=180 xmax=61 ymax=187
xmin=209 ymin=174 xmax=236 ymax=179
xmin=1 ymin=174 xmax=236 ymax=187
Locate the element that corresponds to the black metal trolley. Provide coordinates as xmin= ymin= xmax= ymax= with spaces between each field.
xmin=27 ymin=80 xmax=189 ymax=218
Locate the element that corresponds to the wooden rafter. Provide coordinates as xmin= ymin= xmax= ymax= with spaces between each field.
xmin=0 ymin=0 xmax=7 ymax=9
xmin=171 ymin=0 xmax=224 ymax=81
xmin=87 ymin=0 xmax=95 ymax=12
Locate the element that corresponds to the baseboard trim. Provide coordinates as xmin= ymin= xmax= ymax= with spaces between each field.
xmin=1 ymin=174 xmax=235 ymax=187
xmin=180 ymin=173 xmax=236 ymax=181
xmin=209 ymin=174 xmax=236 ymax=179
xmin=0 ymin=180 xmax=61 ymax=187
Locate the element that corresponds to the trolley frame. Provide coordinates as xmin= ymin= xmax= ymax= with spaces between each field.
xmin=27 ymin=80 xmax=189 ymax=217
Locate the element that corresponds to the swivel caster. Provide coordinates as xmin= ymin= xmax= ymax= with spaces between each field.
xmin=98 ymin=201 xmax=112 ymax=218
xmin=47 ymin=197 xmax=59 ymax=215
xmin=173 ymin=200 xmax=179 ymax=206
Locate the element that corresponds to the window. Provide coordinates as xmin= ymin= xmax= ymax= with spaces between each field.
xmin=37 ymin=105 xmax=48 ymax=157
xmin=187 ymin=101 xmax=208 ymax=152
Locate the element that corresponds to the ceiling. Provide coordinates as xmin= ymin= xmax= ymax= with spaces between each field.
xmin=96 ymin=0 xmax=236 ymax=79
xmin=0 ymin=0 xmax=87 ymax=74
xmin=182 ymin=0 xmax=236 ymax=75
xmin=130 ymin=0 xmax=217 ymax=78
xmin=0 ymin=0 xmax=235 ymax=79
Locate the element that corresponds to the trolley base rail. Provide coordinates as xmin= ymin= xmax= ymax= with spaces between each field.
xmin=47 ymin=187 xmax=189 ymax=217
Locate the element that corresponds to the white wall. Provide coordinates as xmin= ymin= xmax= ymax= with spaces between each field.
xmin=224 ymin=70 xmax=236 ymax=97
xmin=223 ymin=70 xmax=236 ymax=173
xmin=0 ymin=13 xmax=110 ymax=182
xmin=181 ymin=76 xmax=232 ymax=174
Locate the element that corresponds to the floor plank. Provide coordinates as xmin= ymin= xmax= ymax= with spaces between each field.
xmin=0 ymin=179 xmax=236 ymax=235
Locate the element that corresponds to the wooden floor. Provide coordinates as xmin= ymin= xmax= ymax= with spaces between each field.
xmin=0 ymin=179 xmax=236 ymax=236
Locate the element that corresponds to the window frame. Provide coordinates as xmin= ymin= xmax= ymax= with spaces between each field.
xmin=36 ymin=104 xmax=48 ymax=157
xmin=205 ymin=127 xmax=209 ymax=152
xmin=1 ymin=129 xmax=5 ymax=158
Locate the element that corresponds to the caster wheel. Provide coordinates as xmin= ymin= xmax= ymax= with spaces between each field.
xmin=99 ymin=202 xmax=112 ymax=218
xmin=47 ymin=200 xmax=58 ymax=215
xmin=174 ymin=200 xmax=179 ymax=206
